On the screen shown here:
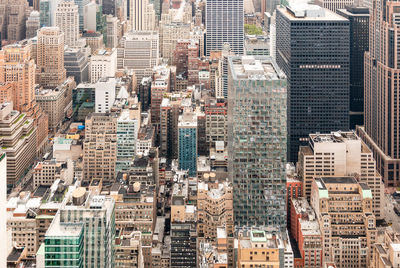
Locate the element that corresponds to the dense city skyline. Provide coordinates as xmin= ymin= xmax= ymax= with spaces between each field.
xmin=0 ymin=0 xmax=399 ymax=267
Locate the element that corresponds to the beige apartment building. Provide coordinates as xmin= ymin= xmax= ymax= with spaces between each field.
xmin=371 ymin=229 xmax=400 ymax=267
xmin=112 ymin=183 xmax=156 ymax=232
xmin=33 ymin=159 xmax=73 ymax=187
xmin=115 ymin=230 xmax=144 ymax=268
xmin=0 ymin=103 xmax=36 ymax=185
xmin=7 ymin=192 xmax=41 ymax=257
xmin=55 ymin=0 xmax=79 ymax=47
xmin=298 ymin=131 xmax=383 ymax=218
xmin=237 ymin=230 xmax=285 ymax=268
xmin=36 ymin=27 xmax=66 ymax=89
xmin=311 ymin=177 xmax=377 ymax=267
xmin=83 ymin=113 xmax=117 ymax=184
xmin=36 ymin=77 xmax=75 ymax=131
xmin=197 ymin=180 xmax=233 ymax=242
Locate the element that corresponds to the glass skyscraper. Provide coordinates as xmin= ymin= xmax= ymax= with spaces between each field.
xmin=227 ymin=56 xmax=287 ymax=230
xmin=178 ymin=111 xmax=197 ymax=176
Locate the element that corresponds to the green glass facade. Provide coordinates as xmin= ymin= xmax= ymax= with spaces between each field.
xmin=45 ymin=226 xmax=84 ymax=268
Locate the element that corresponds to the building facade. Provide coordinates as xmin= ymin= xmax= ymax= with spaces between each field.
xmin=36 ymin=77 xmax=75 ymax=131
xmin=337 ymin=6 xmax=369 ymax=128
xmin=83 ymin=113 xmax=117 ymax=183
xmin=228 ymin=56 xmax=287 ymax=229
xmin=276 ymin=4 xmax=350 ymax=162
xmin=297 ymin=131 xmax=383 ymax=218
xmin=178 ymin=111 xmax=197 ymax=176
xmin=36 ymin=27 xmax=67 ymax=89
xmin=311 ymin=177 xmax=377 ymax=267
xmin=357 ymin=0 xmax=400 ymax=186
xmin=55 ymin=0 xmax=79 ymax=47
xmin=205 ymin=0 xmax=244 ymax=56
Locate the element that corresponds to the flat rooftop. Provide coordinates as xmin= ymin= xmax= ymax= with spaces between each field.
xmin=310 ymin=131 xmax=358 ymax=144
xmin=279 ymin=4 xmax=348 ymax=21
xmin=321 ymin=176 xmax=357 ymax=185
xmin=229 ymin=56 xmax=285 ymax=80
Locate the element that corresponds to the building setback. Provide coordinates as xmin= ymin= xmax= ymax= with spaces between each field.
xmin=276 ymin=4 xmax=350 ymax=162
xmin=228 ymin=56 xmax=287 ymax=230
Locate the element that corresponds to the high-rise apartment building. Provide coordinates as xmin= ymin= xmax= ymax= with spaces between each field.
xmin=298 ymin=131 xmax=383 ymax=218
xmin=0 ymin=41 xmax=35 ymax=112
xmin=204 ymin=99 xmax=227 ymax=149
xmin=228 ymin=56 xmax=287 ymax=229
xmin=36 ymin=77 xmax=75 ymax=131
xmin=129 ymin=0 xmax=156 ymax=31
xmin=83 ymin=113 xmax=117 ymax=184
xmin=276 ymin=4 xmax=350 ymax=162
xmin=95 ymin=77 xmax=116 ymax=113
xmin=116 ymin=108 xmax=141 ymax=172
xmin=90 ymin=48 xmax=117 ymax=83
xmin=311 ymin=177 xmax=377 ymax=266
xmin=55 ymin=0 xmax=79 ymax=47
xmin=36 ymin=27 xmax=67 ymax=89
xmin=0 ymin=40 xmax=49 ymax=154
xmin=357 ymin=0 xmax=400 ymax=186
xmin=0 ymin=103 xmax=36 ymax=186
xmin=337 ymin=6 xmax=369 ymax=128
xmin=205 ymin=0 xmax=244 ymax=56
xmin=160 ymin=22 xmax=190 ymax=63
xmin=117 ymin=31 xmax=159 ymax=85
xmin=178 ymin=111 xmax=197 ymax=176
xmin=45 ymin=192 xmax=115 ymax=267
xmin=106 ymin=15 xmax=119 ymax=48
xmin=26 ymin=11 xmax=40 ymax=39
xmin=197 ymin=180 xmax=234 ymax=254
xmin=0 ymin=0 xmax=28 ymax=42
xmin=151 ymin=65 xmax=170 ymax=126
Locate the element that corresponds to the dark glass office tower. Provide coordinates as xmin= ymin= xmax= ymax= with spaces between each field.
xmin=337 ymin=6 xmax=369 ymax=129
xmin=276 ymin=4 xmax=350 ymax=162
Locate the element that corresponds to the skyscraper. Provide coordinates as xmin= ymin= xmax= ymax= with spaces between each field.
xmin=276 ymin=4 xmax=350 ymax=162
xmin=45 ymin=193 xmax=115 ymax=267
xmin=116 ymin=108 xmax=140 ymax=173
xmin=0 ymin=40 xmax=49 ymax=154
xmin=228 ymin=56 xmax=287 ymax=229
xmin=357 ymin=0 xmax=400 ymax=186
xmin=178 ymin=110 xmax=197 ymax=176
xmin=129 ymin=0 xmax=155 ymax=31
xmin=205 ymin=0 xmax=244 ymax=56
xmin=36 ymin=27 xmax=67 ymax=89
xmin=337 ymin=6 xmax=369 ymax=128
xmin=55 ymin=0 xmax=79 ymax=47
